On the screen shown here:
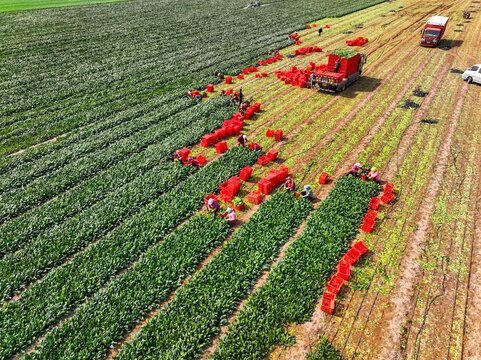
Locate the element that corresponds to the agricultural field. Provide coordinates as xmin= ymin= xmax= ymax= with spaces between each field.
xmin=1 ymin=0 xmax=481 ymax=358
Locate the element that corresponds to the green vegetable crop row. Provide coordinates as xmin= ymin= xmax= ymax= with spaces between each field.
xmin=0 ymin=97 xmax=233 ymax=223
xmin=0 ymin=146 xmax=260 ymax=360
xmin=115 ymin=191 xmax=312 ymax=360
xmin=212 ymin=177 xmax=380 ymax=359
xmin=0 ymin=161 xmax=195 ymax=302
xmin=26 ymin=214 xmax=231 ymax=360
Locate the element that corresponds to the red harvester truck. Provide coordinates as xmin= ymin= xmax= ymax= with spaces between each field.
xmin=312 ymin=50 xmax=367 ymax=92
xmin=420 ymin=16 xmax=449 ymax=47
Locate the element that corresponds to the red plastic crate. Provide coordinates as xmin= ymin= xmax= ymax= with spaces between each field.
xmin=206 ymin=84 xmax=214 ymax=92
xmin=227 ymin=177 xmax=242 ymax=195
xmin=319 ymin=172 xmax=328 ymax=184
xmin=322 ymin=291 xmax=336 ymax=301
xmin=344 ymin=248 xmax=361 ymax=265
xmin=220 ymin=189 xmax=233 ymax=202
xmin=225 ymin=76 xmax=233 ymax=84
xmin=243 ymin=110 xmax=254 ymax=120
xmin=266 ymin=149 xmax=279 ymax=162
xmin=239 ymin=166 xmax=253 ymax=181
xmin=196 ymin=155 xmax=206 ymax=165
xmin=274 ymin=130 xmax=283 ymax=142
xmin=365 ymin=210 xmax=378 ymax=220
xmin=231 ymin=125 xmax=242 ymax=135
xmin=178 ymin=148 xmax=190 ymax=162
xmin=233 ymin=203 xmax=245 ymax=211
xmin=253 ymin=103 xmax=261 ymax=112
xmin=361 ymin=222 xmax=374 ymax=233
xmin=247 ymin=191 xmax=262 ymax=205
xmin=327 ymin=275 xmax=344 ymax=295
xmin=237 ymin=74 xmax=244 ymax=80
xmin=266 ymin=129 xmax=274 ymax=137
xmin=336 ymin=260 xmax=351 ymax=280
xmin=363 ymin=216 xmax=375 ymax=228
xmin=215 ymin=128 xmax=226 ymax=139
xmin=381 ymin=192 xmax=394 ymax=204
xmin=384 ymin=182 xmax=394 ymax=193
xmin=279 ymin=165 xmax=289 ymax=178
xmin=369 ymin=197 xmax=381 ymax=210
xmin=258 ymin=179 xmax=274 ymax=195
xmin=215 ymin=141 xmax=228 ymax=154
xmin=321 ymin=297 xmax=335 ymax=314
xmin=257 ymin=156 xmax=269 ymax=166
xmin=353 ymin=241 xmax=368 ymax=255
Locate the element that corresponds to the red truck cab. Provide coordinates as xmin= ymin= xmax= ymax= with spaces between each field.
xmin=421 ymin=16 xmax=449 ymax=47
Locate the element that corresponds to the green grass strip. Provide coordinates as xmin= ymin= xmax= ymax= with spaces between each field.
xmin=26 ymin=214 xmax=230 ymax=360
xmin=307 ymin=337 xmax=344 ymax=360
xmin=212 ymin=177 xmax=380 ymax=359
xmin=115 ymin=191 xmax=312 ymax=360
xmin=0 ymin=146 xmax=259 ymax=360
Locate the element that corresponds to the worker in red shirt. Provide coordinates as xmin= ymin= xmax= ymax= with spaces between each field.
xmin=368 ymin=167 xmax=379 ymax=182
xmin=252 ymin=143 xmax=263 ymax=151
xmin=226 ymin=208 xmax=237 ymax=225
xmin=187 ymin=157 xmax=200 ymax=167
xmin=283 ymin=177 xmax=296 ymax=192
xmin=237 ymin=134 xmax=247 ymax=147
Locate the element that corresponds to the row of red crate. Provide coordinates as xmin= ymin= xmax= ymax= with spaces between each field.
xmin=265 ymin=129 xmax=283 ymax=141
xmin=321 ymin=240 xmax=368 ymax=314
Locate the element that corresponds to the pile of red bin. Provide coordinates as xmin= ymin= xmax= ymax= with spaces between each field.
xmin=187 ymin=90 xmax=207 ymax=98
xmin=275 ymin=62 xmax=323 ymax=88
xmin=247 ymin=165 xmax=288 ymax=205
xmin=381 ymin=182 xmax=394 ymax=204
xmin=321 ymin=240 xmax=368 ymax=314
xmin=255 ymin=72 xmax=269 ymax=78
xmin=219 ymin=176 xmax=243 ymax=202
xmin=293 ymin=46 xmax=322 ymax=56
xmin=257 ymin=148 xmax=279 ymax=166
xmin=241 ymin=66 xmax=258 ymax=75
xmin=265 ymin=129 xmax=283 ymax=141
xmin=257 ymin=54 xmax=283 ymax=66
xmin=346 ymin=37 xmax=369 ymax=46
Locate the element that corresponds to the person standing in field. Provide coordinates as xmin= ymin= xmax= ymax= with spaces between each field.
xmin=318 ymin=27 xmax=323 ymax=36
xmin=239 ymin=89 xmax=244 ymax=103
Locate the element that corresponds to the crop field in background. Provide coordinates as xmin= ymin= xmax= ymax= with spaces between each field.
xmin=0 ymin=0 xmax=128 ymax=13
xmin=1 ymin=0 xmax=481 ymax=358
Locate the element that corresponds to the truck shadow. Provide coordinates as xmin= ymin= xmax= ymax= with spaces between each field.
xmin=337 ymin=76 xmax=381 ymax=99
xmin=441 ymin=39 xmax=464 ymax=49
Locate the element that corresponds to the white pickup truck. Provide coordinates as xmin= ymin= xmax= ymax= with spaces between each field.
xmin=462 ymin=65 xmax=481 ymax=84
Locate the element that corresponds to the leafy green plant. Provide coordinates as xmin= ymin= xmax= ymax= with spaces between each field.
xmin=232 ymin=197 xmax=245 ymax=206
xmin=307 ymin=337 xmax=345 ymax=360
xmin=0 ymin=147 xmax=260 ymax=359
xmin=115 ymin=192 xmax=312 ymax=360
xmin=212 ymin=177 xmax=380 ymax=359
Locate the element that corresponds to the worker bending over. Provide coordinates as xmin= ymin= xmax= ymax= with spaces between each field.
xmin=237 ymin=134 xmax=247 ymax=147
xmin=251 ymin=143 xmax=263 ymax=151
xmin=346 ymin=163 xmax=362 ymax=177
xmin=207 ymin=198 xmax=220 ymax=213
xmin=187 ymin=157 xmax=200 ymax=167
xmin=283 ymin=176 xmax=296 ymax=192
xmin=173 ymin=151 xmax=183 ymax=163
xmin=368 ymin=167 xmax=379 ymax=182
xmin=226 ymin=208 xmax=237 ymax=225
xmin=300 ymin=185 xmax=314 ymax=200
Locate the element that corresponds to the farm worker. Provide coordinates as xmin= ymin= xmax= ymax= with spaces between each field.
xmin=239 ymin=89 xmax=244 ymax=104
xmin=195 ymin=94 xmax=202 ymax=100
xmin=368 ymin=167 xmax=379 ymax=182
xmin=173 ymin=151 xmax=182 ymax=163
xmin=187 ymin=157 xmax=200 ymax=167
xmin=186 ymin=91 xmax=192 ymax=98
xmin=207 ymin=198 xmax=220 ymax=213
xmin=300 ymin=185 xmax=314 ymax=200
xmin=318 ymin=27 xmax=323 ymax=36
xmin=218 ymin=73 xmax=224 ymax=80
xmin=252 ymin=143 xmax=263 ymax=151
xmin=347 ymin=163 xmax=362 ymax=177
xmin=240 ymin=103 xmax=249 ymax=111
xmin=237 ymin=134 xmax=247 ymax=147
xmin=334 ymin=60 xmax=341 ymax=73
xmin=283 ymin=177 xmax=296 ymax=192
xmin=274 ymin=49 xmax=279 ymax=56
xmin=226 ymin=208 xmax=237 ymax=225
xmin=310 ymin=72 xmax=315 ymax=88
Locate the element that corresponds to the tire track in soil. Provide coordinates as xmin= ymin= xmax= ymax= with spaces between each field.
xmin=267 ymin=46 xmax=439 ymax=360
xmin=378 ymin=81 xmax=468 ymax=360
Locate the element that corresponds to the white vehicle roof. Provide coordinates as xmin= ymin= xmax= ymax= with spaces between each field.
xmin=426 ymin=16 xmax=449 ymax=26
xmin=469 ymin=64 xmax=481 ymax=68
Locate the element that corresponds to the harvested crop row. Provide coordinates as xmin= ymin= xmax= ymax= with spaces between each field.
xmin=114 ymin=191 xmax=312 ymax=360
xmin=0 ymin=97 xmax=234 ymax=223
xmin=0 ymin=146 xmax=259 ymax=360
xmin=211 ymin=177 xmax=380 ymax=359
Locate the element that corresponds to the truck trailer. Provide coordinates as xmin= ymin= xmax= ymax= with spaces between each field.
xmin=420 ymin=16 xmax=449 ymax=47
xmin=312 ymin=50 xmax=367 ymax=92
